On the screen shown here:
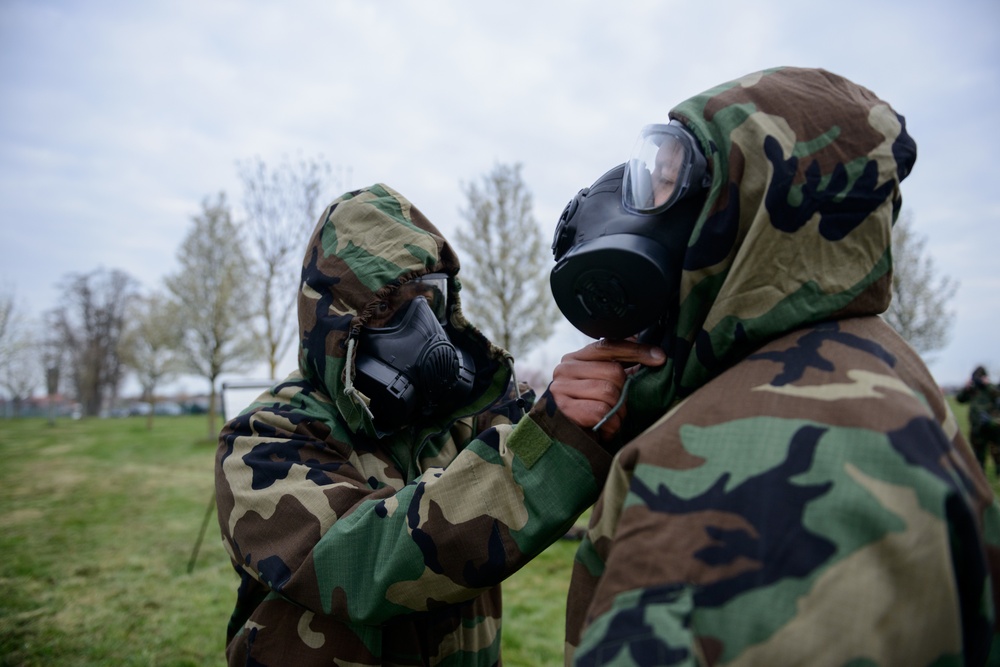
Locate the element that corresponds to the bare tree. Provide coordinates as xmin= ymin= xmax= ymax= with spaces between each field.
xmin=40 ymin=319 xmax=65 ymax=425
xmin=0 ymin=292 xmax=39 ymax=417
xmin=165 ymin=192 xmax=263 ymax=438
xmin=48 ymin=268 xmax=138 ymax=416
xmin=120 ymin=292 xmax=186 ymax=430
xmin=237 ymin=154 xmax=338 ymax=378
xmin=2 ymin=332 xmax=39 ymax=417
xmin=0 ymin=286 xmax=21 ymax=387
xmin=454 ymin=162 xmax=557 ymax=360
xmin=884 ymin=211 xmax=959 ymax=357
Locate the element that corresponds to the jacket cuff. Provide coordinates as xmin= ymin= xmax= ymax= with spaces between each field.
xmin=520 ymin=389 xmax=614 ymax=483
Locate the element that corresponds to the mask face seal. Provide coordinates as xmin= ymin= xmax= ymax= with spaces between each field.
xmin=550 ymin=121 xmax=709 ymax=340
xmin=354 ymin=294 xmax=475 ymax=434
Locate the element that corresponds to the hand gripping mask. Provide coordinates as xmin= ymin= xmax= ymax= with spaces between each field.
xmin=354 ymin=291 xmax=476 ymax=434
xmin=550 ymin=121 xmax=709 ymax=340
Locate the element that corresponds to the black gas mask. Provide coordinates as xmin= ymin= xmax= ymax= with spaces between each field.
xmin=550 ymin=121 xmax=710 ymax=340
xmin=354 ymin=280 xmax=476 ymax=434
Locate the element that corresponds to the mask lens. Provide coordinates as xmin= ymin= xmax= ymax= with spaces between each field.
xmin=372 ymin=273 xmax=449 ymax=329
xmin=623 ymin=123 xmax=706 ymax=214
xmin=412 ymin=273 xmax=449 ymax=324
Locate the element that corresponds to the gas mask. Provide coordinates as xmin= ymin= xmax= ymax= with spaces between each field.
xmin=550 ymin=120 xmax=710 ymax=340
xmin=354 ymin=280 xmax=475 ymax=434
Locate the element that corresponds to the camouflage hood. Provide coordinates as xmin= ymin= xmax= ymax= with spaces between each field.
xmin=297 ymin=183 xmax=509 ymax=436
xmin=626 ymin=67 xmax=917 ymax=435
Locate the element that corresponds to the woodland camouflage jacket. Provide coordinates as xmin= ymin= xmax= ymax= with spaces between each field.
xmin=215 ymin=185 xmax=612 ymax=666
xmin=956 ymin=380 xmax=1000 ymax=438
xmin=565 ymin=68 xmax=1000 ymax=665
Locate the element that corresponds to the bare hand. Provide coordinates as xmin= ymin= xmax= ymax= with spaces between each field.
xmin=549 ymin=339 xmax=666 ymax=442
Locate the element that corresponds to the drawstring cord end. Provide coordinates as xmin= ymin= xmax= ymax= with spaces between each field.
xmin=343 ymin=336 xmax=375 ymax=421
xmin=504 ymin=354 xmax=528 ymax=418
xmin=592 ymin=373 xmax=635 ymax=433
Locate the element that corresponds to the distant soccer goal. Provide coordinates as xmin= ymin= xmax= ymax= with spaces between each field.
xmin=220 ymin=379 xmax=276 ymax=421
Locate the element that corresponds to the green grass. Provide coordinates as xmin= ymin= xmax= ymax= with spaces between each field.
xmin=0 ymin=416 xmax=230 ymax=667
xmin=0 ymin=400 xmax=992 ymax=666
xmin=0 ymin=415 xmax=580 ymax=667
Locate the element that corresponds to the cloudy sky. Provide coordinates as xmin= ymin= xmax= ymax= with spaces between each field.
xmin=2 ymin=0 xmax=998 ymax=393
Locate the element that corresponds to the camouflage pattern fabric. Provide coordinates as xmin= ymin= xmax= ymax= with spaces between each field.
xmin=215 ymin=184 xmax=613 ymax=666
xmin=564 ymin=68 xmax=1000 ymax=664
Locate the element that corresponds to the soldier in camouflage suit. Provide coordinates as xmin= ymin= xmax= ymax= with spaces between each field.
xmin=957 ymin=366 xmax=1000 ymax=470
xmin=215 ymin=183 xmax=660 ymax=665
xmin=551 ymin=67 xmax=1000 ymax=664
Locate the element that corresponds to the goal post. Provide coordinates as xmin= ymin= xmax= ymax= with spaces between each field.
xmin=220 ymin=378 xmax=276 ymax=421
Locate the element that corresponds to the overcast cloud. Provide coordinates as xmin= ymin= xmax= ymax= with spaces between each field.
xmin=2 ymin=0 xmax=998 ymax=392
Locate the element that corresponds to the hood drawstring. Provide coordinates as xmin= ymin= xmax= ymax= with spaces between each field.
xmin=593 ymin=371 xmax=637 ymax=434
xmin=504 ymin=354 xmax=529 ymax=418
xmin=343 ymin=336 xmax=375 ymax=421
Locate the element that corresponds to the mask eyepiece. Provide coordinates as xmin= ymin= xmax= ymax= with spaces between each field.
xmin=623 ymin=121 xmax=708 ymax=214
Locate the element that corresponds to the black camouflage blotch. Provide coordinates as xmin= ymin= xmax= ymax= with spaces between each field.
xmin=691 ymin=329 xmax=721 ymax=379
xmin=257 ymin=554 xmax=292 ymax=591
xmin=243 ymin=438 xmax=345 ymax=490
xmin=763 ymin=137 xmax=895 ymax=241
xmin=476 ymin=426 xmax=502 ymax=453
xmin=749 ymin=321 xmax=896 ymax=386
xmin=945 ymin=493 xmax=993 ymax=665
xmin=575 ymin=584 xmax=692 ymax=666
xmin=462 ymin=520 xmax=507 ymax=588
xmin=891 ymin=112 xmax=917 ymax=182
xmin=300 ymin=245 xmax=350 ymax=391
xmin=538 ymin=391 xmax=558 ymax=418
xmin=244 ymin=626 xmax=260 ymax=662
xmin=409 ymin=480 xmax=444 ymax=574
xmin=632 ymin=424 xmax=835 ymax=607
xmin=684 ymin=321 xmax=747 ymax=398
xmin=226 ymin=568 xmax=269 ymax=644
xmin=887 ymin=416 xmax=966 ymax=488
xmin=685 ymin=182 xmax=741 ymax=271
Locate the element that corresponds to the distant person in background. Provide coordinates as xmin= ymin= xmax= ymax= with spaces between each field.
xmin=214 ymin=183 xmax=660 ymax=666
xmin=548 ymin=66 xmax=1000 ymax=664
xmin=957 ymin=365 xmax=1000 ymax=470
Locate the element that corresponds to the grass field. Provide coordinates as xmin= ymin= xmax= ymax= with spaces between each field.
xmin=0 ymin=400 xmax=990 ymax=666
xmin=0 ymin=414 xmax=580 ymax=666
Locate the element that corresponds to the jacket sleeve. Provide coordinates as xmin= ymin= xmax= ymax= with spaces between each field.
xmin=216 ymin=383 xmax=610 ymax=626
